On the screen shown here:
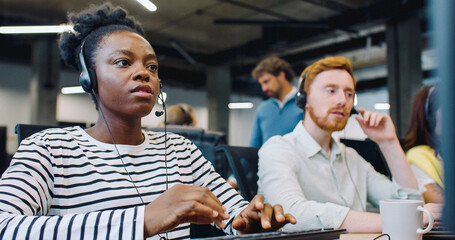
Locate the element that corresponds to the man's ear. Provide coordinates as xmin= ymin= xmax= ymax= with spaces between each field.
xmin=277 ymin=71 xmax=287 ymax=82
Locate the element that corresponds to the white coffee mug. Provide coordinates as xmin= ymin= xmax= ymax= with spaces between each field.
xmin=380 ymin=199 xmax=434 ymax=240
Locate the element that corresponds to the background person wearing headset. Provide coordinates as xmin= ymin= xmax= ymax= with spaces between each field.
xmin=165 ymin=103 xmax=197 ymax=127
xmin=0 ymin=3 xmax=296 ymax=239
xmin=257 ymin=56 xmax=440 ymax=233
xmin=403 ymin=85 xmax=444 ymax=203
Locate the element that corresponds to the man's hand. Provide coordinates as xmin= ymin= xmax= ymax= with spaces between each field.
xmin=355 ymin=108 xmax=399 ymax=144
xmin=232 ymin=195 xmax=296 ymax=234
xmin=143 ymin=184 xmax=229 ymax=237
xmin=355 ymin=108 xmax=419 ymax=190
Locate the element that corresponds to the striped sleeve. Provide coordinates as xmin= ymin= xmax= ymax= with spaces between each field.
xmin=0 ymin=134 xmax=145 ymax=240
xmin=186 ymin=140 xmax=248 ymax=235
xmin=0 ymin=206 xmax=144 ymax=240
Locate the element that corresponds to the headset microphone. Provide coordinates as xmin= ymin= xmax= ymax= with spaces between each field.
xmin=155 ymin=111 xmax=164 ymax=117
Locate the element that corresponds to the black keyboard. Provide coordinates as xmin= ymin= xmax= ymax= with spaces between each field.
xmin=424 ymin=223 xmax=455 ymax=240
xmin=196 ymin=229 xmax=346 ymax=240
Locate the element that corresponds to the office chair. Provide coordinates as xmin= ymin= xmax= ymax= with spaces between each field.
xmin=148 ymin=126 xmax=229 ymax=177
xmin=149 ymin=125 xmax=204 ymax=143
xmin=340 ymin=138 xmax=392 ymax=179
xmin=191 ymin=145 xmax=260 ymax=238
xmin=0 ymin=126 xmax=10 ymax=175
xmin=215 ymin=145 xmax=260 ymax=201
xmin=14 ymin=124 xmax=58 ymax=146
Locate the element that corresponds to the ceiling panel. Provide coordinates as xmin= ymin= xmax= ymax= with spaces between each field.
xmin=0 ymin=0 xmax=427 ymax=95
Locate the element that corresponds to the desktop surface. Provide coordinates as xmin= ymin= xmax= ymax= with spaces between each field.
xmin=196 ymin=229 xmax=346 ymax=240
xmin=338 ymin=227 xmax=455 ymax=240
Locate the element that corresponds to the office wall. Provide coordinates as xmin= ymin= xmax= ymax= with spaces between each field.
xmin=0 ymin=62 xmax=32 ymax=154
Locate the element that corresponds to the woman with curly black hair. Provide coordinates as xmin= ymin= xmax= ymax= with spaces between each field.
xmin=0 ymin=3 xmax=295 ymax=239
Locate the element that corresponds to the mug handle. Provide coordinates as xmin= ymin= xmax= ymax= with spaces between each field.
xmin=417 ymin=205 xmax=434 ymax=234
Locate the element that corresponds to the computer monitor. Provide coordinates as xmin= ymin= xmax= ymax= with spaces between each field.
xmin=430 ymin=1 xmax=455 ymax=231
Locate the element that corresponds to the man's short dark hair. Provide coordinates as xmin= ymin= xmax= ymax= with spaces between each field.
xmin=251 ymin=57 xmax=295 ymax=82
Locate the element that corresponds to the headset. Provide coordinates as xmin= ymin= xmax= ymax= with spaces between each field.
xmin=79 ymin=41 xmax=98 ymax=93
xmin=295 ymin=72 xmax=358 ymax=115
xmin=177 ymin=104 xmax=192 ymax=125
xmin=155 ymin=80 xmax=165 ymax=117
xmin=425 ymin=85 xmax=437 ymax=132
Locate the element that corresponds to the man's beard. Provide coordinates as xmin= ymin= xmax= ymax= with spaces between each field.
xmin=269 ymin=83 xmax=282 ymax=99
xmin=269 ymin=90 xmax=280 ymax=99
xmin=308 ymin=106 xmax=349 ymax=132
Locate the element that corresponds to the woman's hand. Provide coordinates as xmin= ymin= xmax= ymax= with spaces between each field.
xmin=143 ymin=184 xmax=229 ymax=237
xmin=232 ymin=195 xmax=296 ymax=234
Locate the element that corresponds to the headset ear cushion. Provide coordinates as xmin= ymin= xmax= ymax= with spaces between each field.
xmin=79 ymin=72 xmax=92 ymax=93
xmin=295 ymin=90 xmax=307 ymax=109
xmin=350 ymin=107 xmax=358 ymax=116
xmin=78 ymin=41 xmax=97 ymax=93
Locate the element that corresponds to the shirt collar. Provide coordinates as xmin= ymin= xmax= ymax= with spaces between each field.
xmin=331 ymin=139 xmax=343 ymax=160
xmin=294 ymin=123 xmax=343 ymax=160
xmin=272 ymin=87 xmax=298 ymax=109
xmin=294 ymin=122 xmax=322 ymax=158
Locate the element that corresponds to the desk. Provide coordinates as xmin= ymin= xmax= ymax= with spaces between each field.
xmin=340 ymin=233 xmax=383 ymax=240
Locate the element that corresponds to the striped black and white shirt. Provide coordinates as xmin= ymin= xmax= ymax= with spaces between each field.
xmin=0 ymin=126 xmax=248 ymax=239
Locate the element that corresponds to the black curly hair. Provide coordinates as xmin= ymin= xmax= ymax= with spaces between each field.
xmin=58 ymin=3 xmax=145 ymax=73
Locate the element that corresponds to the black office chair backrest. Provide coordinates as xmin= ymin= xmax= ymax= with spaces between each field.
xmin=15 ymin=124 xmax=58 ymax=146
xmin=215 ymin=145 xmax=259 ymax=201
xmin=148 ymin=125 xmax=226 ymax=146
xmin=0 ymin=126 xmax=9 ymax=176
xmin=149 ymin=125 xmax=204 ymax=143
xmin=196 ymin=141 xmax=229 ymax=177
xmin=148 ymin=126 xmax=228 ymax=177
xmin=340 ymin=138 xmax=392 ymax=179
xmin=202 ymin=130 xmax=227 ymax=146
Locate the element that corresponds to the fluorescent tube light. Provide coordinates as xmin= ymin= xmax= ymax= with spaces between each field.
xmin=374 ymin=103 xmax=390 ymax=110
xmin=0 ymin=25 xmax=73 ymax=34
xmin=61 ymin=86 xmax=85 ymax=94
xmin=228 ymin=102 xmax=254 ymax=109
xmin=136 ymin=0 xmax=157 ymax=12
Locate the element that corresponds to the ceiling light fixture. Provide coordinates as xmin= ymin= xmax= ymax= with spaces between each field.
xmin=374 ymin=103 xmax=390 ymax=110
xmin=136 ymin=0 xmax=157 ymax=12
xmin=61 ymin=86 xmax=85 ymax=95
xmin=228 ymin=102 xmax=254 ymax=109
xmin=0 ymin=25 xmax=73 ymax=34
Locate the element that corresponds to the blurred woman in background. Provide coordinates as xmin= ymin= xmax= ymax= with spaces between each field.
xmin=403 ymin=85 xmax=443 ymax=203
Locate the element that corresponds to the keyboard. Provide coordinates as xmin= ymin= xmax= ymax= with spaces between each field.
xmin=424 ymin=224 xmax=455 ymax=240
xmin=196 ymin=228 xmax=346 ymax=240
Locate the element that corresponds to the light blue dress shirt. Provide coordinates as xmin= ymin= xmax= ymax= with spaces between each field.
xmin=257 ymin=122 xmax=422 ymax=230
